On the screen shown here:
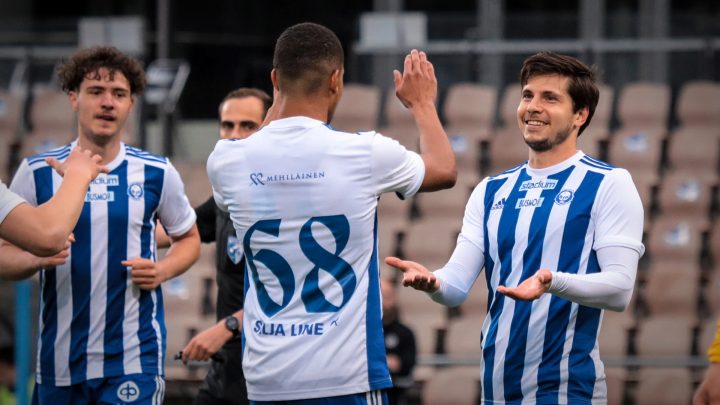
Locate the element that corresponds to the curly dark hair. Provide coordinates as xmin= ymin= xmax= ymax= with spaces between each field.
xmin=520 ymin=51 xmax=599 ymax=136
xmin=272 ymin=22 xmax=344 ymax=95
xmin=57 ymin=46 xmax=146 ymax=95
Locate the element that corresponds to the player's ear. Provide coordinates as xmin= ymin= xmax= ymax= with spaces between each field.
xmin=329 ymin=69 xmax=342 ymax=95
xmin=271 ymin=69 xmax=280 ymax=92
xmin=68 ymin=91 xmax=79 ymax=112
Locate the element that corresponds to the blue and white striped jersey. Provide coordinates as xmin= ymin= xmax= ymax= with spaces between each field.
xmin=10 ymin=141 xmax=196 ymax=386
xmin=461 ymin=151 xmax=644 ymax=404
xmin=207 ymin=116 xmax=425 ymax=401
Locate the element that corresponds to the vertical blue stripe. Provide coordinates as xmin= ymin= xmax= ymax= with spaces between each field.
xmin=503 ymin=167 xmax=574 ymax=401
xmin=69 ymin=191 xmax=92 ymax=383
xmin=139 ymin=164 xmax=165 ymax=373
xmin=482 ymin=172 xmax=529 ymax=403
xmin=568 ymin=251 xmax=602 ymax=401
xmin=105 ymin=161 xmax=129 ymax=376
xmin=33 ymin=167 xmax=57 ymax=384
xmin=537 ymin=171 xmax=604 ymax=402
xmin=367 ymin=210 xmax=390 ymax=388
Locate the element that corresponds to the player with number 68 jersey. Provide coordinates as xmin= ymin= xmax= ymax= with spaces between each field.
xmin=207 ymin=23 xmax=456 ymax=403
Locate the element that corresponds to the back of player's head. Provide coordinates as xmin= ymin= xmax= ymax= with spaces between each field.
xmin=520 ymin=51 xmax=599 ymax=135
xmin=218 ymin=88 xmax=272 ymax=119
xmin=58 ymin=46 xmax=146 ymax=95
xmin=273 ymin=22 xmax=344 ymax=95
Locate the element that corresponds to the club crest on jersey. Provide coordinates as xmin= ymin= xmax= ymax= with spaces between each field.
xmin=127 ymin=183 xmax=144 ymax=200
xmin=554 ymin=189 xmax=575 ymax=205
xmin=116 ymin=380 xmax=140 ymax=402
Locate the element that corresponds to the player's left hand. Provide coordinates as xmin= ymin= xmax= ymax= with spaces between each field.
xmin=497 ymin=269 xmax=552 ymax=301
xmin=181 ymin=322 xmax=233 ymax=364
xmin=122 ymin=258 xmax=166 ymax=290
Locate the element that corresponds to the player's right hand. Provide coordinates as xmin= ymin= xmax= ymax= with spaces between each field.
xmin=393 ymin=49 xmax=437 ymax=110
xmin=385 ymin=256 xmax=440 ymax=292
xmin=46 ymin=146 xmax=108 ymax=182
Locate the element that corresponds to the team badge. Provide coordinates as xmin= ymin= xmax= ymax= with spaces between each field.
xmin=554 ymin=189 xmax=574 ymax=205
xmin=127 ymin=183 xmax=144 ymax=200
xmin=116 ymin=380 xmax=140 ymax=402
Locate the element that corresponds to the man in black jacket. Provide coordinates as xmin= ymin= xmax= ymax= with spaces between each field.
xmin=163 ymin=88 xmax=271 ymax=405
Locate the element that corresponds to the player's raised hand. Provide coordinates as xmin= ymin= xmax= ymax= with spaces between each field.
xmin=123 ymin=258 xmax=167 ymax=290
xmin=497 ymin=269 xmax=553 ymax=301
xmin=46 ymin=146 xmax=108 ymax=181
xmin=385 ymin=256 xmax=440 ymax=292
xmin=393 ymin=49 xmax=437 ymax=109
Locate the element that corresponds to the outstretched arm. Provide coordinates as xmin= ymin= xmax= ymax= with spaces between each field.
xmin=1 ymin=146 xmax=107 ymax=256
xmin=497 ymin=245 xmax=639 ymax=312
xmin=393 ymin=49 xmax=456 ymax=191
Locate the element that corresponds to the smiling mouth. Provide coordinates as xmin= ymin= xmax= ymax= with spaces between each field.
xmin=96 ymin=115 xmax=116 ymax=122
xmin=525 ymin=119 xmax=548 ymax=126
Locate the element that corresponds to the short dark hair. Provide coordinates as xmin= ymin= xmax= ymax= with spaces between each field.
xmin=272 ymin=22 xmax=344 ymax=95
xmin=519 ymin=51 xmax=599 ymax=135
xmin=217 ymin=88 xmax=272 ymax=119
xmin=58 ymin=46 xmax=146 ymax=95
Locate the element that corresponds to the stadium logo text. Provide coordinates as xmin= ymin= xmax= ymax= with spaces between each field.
xmin=515 ymin=197 xmax=544 ymax=209
xmin=519 ymin=179 xmax=558 ymax=191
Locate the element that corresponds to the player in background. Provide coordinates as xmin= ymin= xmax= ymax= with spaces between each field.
xmin=0 ymin=46 xmax=200 ymax=404
xmin=386 ymin=51 xmax=644 ymax=404
xmin=157 ymin=87 xmax=271 ymax=405
xmin=207 ymin=22 xmax=456 ymax=404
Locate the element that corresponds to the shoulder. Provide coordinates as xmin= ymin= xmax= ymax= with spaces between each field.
xmin=124 ymin=145 xmax=169 ymax=168
xmin=25 ymin=143 xmax=73 ymax=169
xmin=488 ymin=162 xmax=527 ymax=180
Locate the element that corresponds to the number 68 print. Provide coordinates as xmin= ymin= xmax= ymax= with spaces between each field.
xmin=242 ymin=215 xmax=358 ymax=317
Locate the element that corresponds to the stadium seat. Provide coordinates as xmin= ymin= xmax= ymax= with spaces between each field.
xmin=458 ymin=277 xmax=489 ymax=318
xmin=444 ymin=316 xmax=484 ymax=357
xmin=413 ymin=182 xmax=472 ymax=221
xmin=675 ymin=80 xmax=720 ymax=129
xmin=604 ymin=367 xmax=627 ymax=405
xmin=0 ymin=90 xmax=22 ymax=138
xmin=634 ymin=316 xmax=695 ymax=357
xmin=606 ymin=127 xmax=664 ymax=179
xmin=641 ymin=266 xmax=699 ymax=317
xmin=579 ymin=83 xmax=614 ymax=159
xmin=656 ymin=171 xmax=716 ymax=226
xmin=616 ymin=82 xmax=671 ymax=130
xmin=486 ymin=84 xmax=526 ymax=175
xmin=402 ymin=218 xmax=462 ymax=270
xmin=645 ymin=218 xmax=705 ymax=264
xmin=666 ymin=127 xmax=720 ymax=175
xmin=633 ymin=368 xmax=693 ymax=405
xmin=598 ymin=309 xmax=634 ymax=357
xmin=331 ymin=83 xmax=381 ymax=133
xmin=698 ymin=318 xmax=718 ymax=356
xmin=396 ymin=285 xmax=447 ymax=355
xmin=421 ymin=366 xmax=480 ymax=405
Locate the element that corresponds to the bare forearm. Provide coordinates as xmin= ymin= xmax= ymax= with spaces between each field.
xmin=158 ymin=226 xmax=200 ymax=282
xmin=413 ymin=102 xmax=456 ymax=191
xmin=0 ymin=243 xmax=45 ymax=280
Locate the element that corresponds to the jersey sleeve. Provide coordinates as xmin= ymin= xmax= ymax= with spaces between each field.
xmin=458 ymin=179 xmax=488 ymax=250
xmin=157 ymin=161 xmax=197 ymax=237
xmin=207 ymin=142 xmax=230 ymax=213
xmin=0 ymin=180 xmax=26 ymax=225
xmin=592 ymin=169 xmax=645 ymax=255
xmin=370 ymin=132 xmax=425 ymax=199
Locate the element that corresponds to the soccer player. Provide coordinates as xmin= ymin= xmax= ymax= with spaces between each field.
xmin=207 ymin=22 xmax=456 ymax=403
xmin=161 ymin=88 xmax=271 ymax=405
xmin=0 ymin=146 xmax=107 ymax=261
xmin=694 ymin=319 xmax=720 ymax=405
xmin=386 ymin=51 xmax=644 ymax=404
xmin=0 ymin=46 xmax=200 ymax=404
